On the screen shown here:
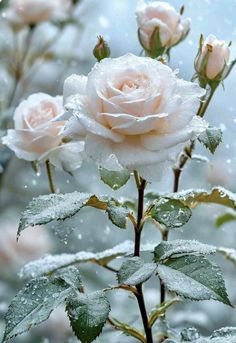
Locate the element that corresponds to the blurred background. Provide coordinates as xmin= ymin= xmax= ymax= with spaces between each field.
xmin=0 ymin=0 xmax=236 ymax=342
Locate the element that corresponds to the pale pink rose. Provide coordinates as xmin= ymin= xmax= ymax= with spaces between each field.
xmin=63 ymin=54 xmax=207 ymax=181
xmin=195 ymin=34 xmax=230 ymax=80
xmin=136 ymin=1 xmax=190 ymax=50
xmin=2 ymin=93 xmax=84 ymax=172
xmin=5 ymin=0 xmax=72 ymax=25
xmin=0 ymin=221 xmax=52 ymax=268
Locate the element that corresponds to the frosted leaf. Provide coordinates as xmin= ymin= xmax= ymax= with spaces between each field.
xmin=18 ymin=192 xmax=107 ymax=234
xmin=3 ymin=275 xmax=74 ymax=341
xmin=99 ymin=167 xmax=130 ymax=190
xmin=117 ymin=257 xmax=156 ymax=285
xmin=150 ymin=198 xmax=192 ymax=228
xmin=165 ymin=326 xmax=236 ymax=342
xmin=20 ymin=240 xmax=156 ymax=279
xmin=181 ymin=327 xmax=201 ymax=341
xmin=198 ymin=127 xmax=223 ymax=154
xmin=157 ymin=255 xmax=231 ymax=306
xmin=210 ymin=327 xmax=236 ymax=340
xmin=18 ymin=192 xmax=132 ymax=237
xmin=54 ymin=266 xmax=83 ymax=290
xmin=148 ymin=187 xmax=236 ymax=211
xmin=106 ymin=202 xmax=130 ymax=229
xmin=154 ymin=240 xmax=216 ymax=262
xmin=66 ymin=291 xmax=110 ymax=343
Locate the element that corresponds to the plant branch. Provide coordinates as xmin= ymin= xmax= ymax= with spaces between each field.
xmin=107 ymin=317 xmax=146 ymax=343
xmin=148 ymin=298 xmax=180 ymax=328
xmin=159 ymin=227 xmax=169 ymax=304
xmin=134 ymin=174 xmax=146 ymax=257
xmin=100 ymin=264 xmax=118 ymax=273
xmin=133 ymin=171 xmax=153 ymax=343
xmin=135 ymin=284 xmax=153 ymax=343
xmin=45 ymin=160 xmax=56 ymax=193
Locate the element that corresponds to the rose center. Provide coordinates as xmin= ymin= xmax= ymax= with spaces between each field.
xmin=26 ymin=101 xmax=58 ymax=128
xmin=117 ymin=74 xmax=150 ymax=95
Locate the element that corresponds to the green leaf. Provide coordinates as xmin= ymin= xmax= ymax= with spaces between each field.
xmin=20 ymin=240 xmax=156 ymax=279
xmin=117 ymin=257 xmax=156 ymax=285
xmin=154 ymin=240 xmax=216 ymax=262
xmin=99 ymin=167 xmax=130 ymax=190
xmin=168 ymin=327 xmax=236 ymax=342
xmin=3 ymin=275 xmax=74 ymax=341
xmin=149 ymin=27 xmax=165 ymax=58
xmin=54 ymin=266 xmax=83 ymax=290
xmin=210 ymin=327 xmax=236 ymax=340
xmin=181 ymin=327 xmax=201 ymax=341
xmin=215 ymin=212 xmax=236 ymax=228
xmin=18 ymin=192 xmax=132 ymax=237
xmin=198 ymin=127 xmax=223 ymax=154
xmin=106 ymin=202 xmax=130 ymax=229
xmin=18 ymin=192 xmax=107 ymax=235
xmin=157 ymin=255 xmax=231 ymax=306
xmin=66 ymin=291 xmax=110 ymax=343
xmin=147 ymin=187 xmax=236 ymax=211
xmin=150 ymin=198 xmax=192 ymax=228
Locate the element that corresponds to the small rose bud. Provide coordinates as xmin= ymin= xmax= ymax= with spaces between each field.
xmin=195 ymin=34 xmax=231 ymax=87
xmin=93 ymin=36 xmax=111 ymax=62
xmin=136 ymin=1 xmax=190 ymax=58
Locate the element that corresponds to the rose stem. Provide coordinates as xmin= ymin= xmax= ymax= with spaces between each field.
xmin=45 ymin=160 xmax=56 ymax=194
xmin=173 ymin=85 xmax=217 ymax=196
xmin=159 ymin=86 xmax=217 ymax=304
xmin=133 ymin=171 xmax=153 ymax=343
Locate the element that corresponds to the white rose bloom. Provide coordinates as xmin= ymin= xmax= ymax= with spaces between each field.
xmin=5 ymin=0 xmax=72 ymax=25
xmin=63 ymin=54 xmax=207 ymax=181
xmin=195 ymin=34 xmax=230 ymax=80
xmin=136 ymin=0 xmax=191 ymax=51
xmin=2 ymin=93 xmax=84 ymax=172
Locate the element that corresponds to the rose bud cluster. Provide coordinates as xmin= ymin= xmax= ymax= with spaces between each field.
xmin=5 ymin=0 xmax=72 ymax=27
xmin=136 ymin=1 xmax=190 ymax=58
xmin=2 ymin=93 xmax=84 ymax=172
xmin=194 ymin=34 xmax=235 ymax=89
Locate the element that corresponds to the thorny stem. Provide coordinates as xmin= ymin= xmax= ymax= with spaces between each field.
xmin=45 ymin=160 xmax=56 ymax=193
xmin=133 ymin=171 xmax=153 ymax=343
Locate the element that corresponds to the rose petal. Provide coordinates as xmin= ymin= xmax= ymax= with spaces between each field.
xmin=63 ymin=74 xmax=87 ymax=105
xmin=100 ymin=112 xmax=168 ymax=135
xmin=77 ymin=114 xmax=124 ymax=143
xmin=40 ymin=142 xmax=85 ymax=172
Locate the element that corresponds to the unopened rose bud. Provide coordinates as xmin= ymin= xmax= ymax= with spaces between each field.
xmin=136 ymin=1 xmax=190 ymax=58
xmin=93 ymin=36 xmax=110 ymax=62
xmin=195 ymin=34 xmax=231 ymax=87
